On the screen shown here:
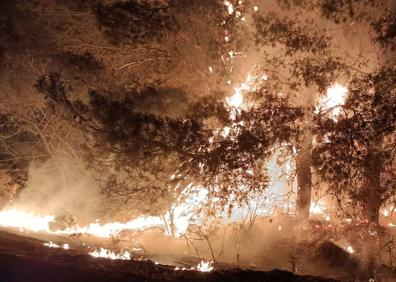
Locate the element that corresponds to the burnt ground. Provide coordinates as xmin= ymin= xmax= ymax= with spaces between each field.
xmin=0 ymin=230 xmax=338 ymax=282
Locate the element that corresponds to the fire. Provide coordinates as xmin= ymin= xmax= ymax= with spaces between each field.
xmin=310 ymin=202 xmax=326 ymax=215
xmin=0 ymin=208 xmax=55 ymax=233
xmin=0 ymin=185 xmax=207 ymax=239
xmin=346 ymin=245 xmax=354 ymax=254
xmin=226 ymin=73 xmax=256 ymax=110
xmin=43 ymin=241 xmax=69 ymax=250
xmin=315 ymin=83 xmax=348 ymax=120
xmin=224 ymin=1 xmax=234 ymax=15
xmin=0 ymin=208 xmax=164 ymax=237
xmin=61 ymin=216 xmax=163 ymax=238
xmin=89 ymin=248 xmax=131 ymax=260
xmin=175 ymin=260 xmax=214 ymax=272
xmin=194 ymin=260 xmax=214 ymax=272
xmin=43 ymin=241 xmax=60 ymax=248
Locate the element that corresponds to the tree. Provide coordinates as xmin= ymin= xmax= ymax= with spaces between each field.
xmin=250 ymin=0 xmax=391 ymax=220
xmin=312 ymin=68 xmax=396 ymax=224
xmin=36 ymin=72 xmax=302 ymax=225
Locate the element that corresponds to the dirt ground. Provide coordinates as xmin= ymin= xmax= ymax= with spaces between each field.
xmin=0 ymin=229 xmax=337 ymax=282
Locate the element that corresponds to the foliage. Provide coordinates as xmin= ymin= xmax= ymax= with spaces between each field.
xmin=254 ymin=13 xmax=330 ymax=55
xmin=372 ymin=11 xmax=396 ymax=50
xmin=36 ymin=72 xmax=303 ymax=215
xmin=312 ymin=68 xmax=396 ymax=220
xmin=94 ymin=0 xmax=177 ymax=44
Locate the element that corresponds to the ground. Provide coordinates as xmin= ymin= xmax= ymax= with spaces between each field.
xmin=0 ymin=229 xmax=337 ymax=282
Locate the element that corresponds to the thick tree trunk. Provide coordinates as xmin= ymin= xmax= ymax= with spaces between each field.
xmin=362 ymin=137 xmax=383 ymax=225
xmin=296 ymin=130 xmax=313 ymax=219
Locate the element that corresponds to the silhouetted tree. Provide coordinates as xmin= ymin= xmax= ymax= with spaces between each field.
xmin=36 ymin=73 xmax=303 ymax=220
xmin=312 ymin=68 xmax=396 ymax=224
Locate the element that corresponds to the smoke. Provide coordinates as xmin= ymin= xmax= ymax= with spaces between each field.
xmin=12 ymin=155 xmax=103 ymax=224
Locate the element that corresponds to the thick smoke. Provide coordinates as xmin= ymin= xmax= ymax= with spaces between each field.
xmin=12 ymin=156 xmax=102 ymax=224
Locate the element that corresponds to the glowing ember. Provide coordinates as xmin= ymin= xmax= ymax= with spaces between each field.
xmin=315 ymin=83 xmax=348 ymax=120
xmin=174 ymin=266 xmax=187 ymax=271
xmin=381 ymin=207 xmax=394 ymax=217
xmin=224 ymin=1 xmax=234 ymax=15
xmin=174 ymin=260 xmax=214 ymax=272
xmin=325 ymin=215 xmax=331 ymax=222
xmin=346 ymin=245 xmax=354 ymax=254
xmin=221 ymin=126 xmax=231 ymax=137
xmin=89 ymin=248 xmax=131 ymax=260
xmin=43 ymin=241 xmax=60 ymax=248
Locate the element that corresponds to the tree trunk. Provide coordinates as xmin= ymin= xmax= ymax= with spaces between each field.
xmin=362 ymin=137 xmax=383 ymax=225
xmin=296 ymin=129 xmax=313 ymax=219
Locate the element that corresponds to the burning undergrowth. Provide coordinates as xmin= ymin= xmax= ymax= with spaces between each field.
xmin=0 ymin=0 xmax=396 ymax=281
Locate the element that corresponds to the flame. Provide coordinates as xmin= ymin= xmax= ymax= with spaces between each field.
xmin=0 ymin=208 xmax=164 ymax=238
xmin=43 ymin=241 xmax=60 ymax=248
xmin=315 ymin=83 xmax=348 ymax=120
xmin=224 ymin=1 xmax=234 ymax=15
xmin=163 ymin=186 xmax=208 ymax=236
xmin=175 ymin=260 xmax=214 ymax=272
xmin=0 ymin=186 xmax=207 ymax=239
xmin=0 ymin=208 xmax=55 ymax=233
xmin=194 ymin=260 xmax=214 ymax=272
xmin=226 ymin=73 xmax=257 ymax=109
xmin=346 ymin=245 xmax=354 ymax=254
xmin=310 ymin=202 xmax=326 ymax=215
xmin=89 ymin=248 xmax=131 ymax=260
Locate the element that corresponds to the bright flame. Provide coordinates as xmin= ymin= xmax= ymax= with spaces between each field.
xmin=0 ymin=209 xmax=55 ymax=233
xmin=346 ymin=245 xmax=354 ymax=254
xmin=325 ymin=215 xmax=331 ymax=222
xmin=224 ymin=1 xmax=234 ymax=15
xmin=194 ymin=260 xmax=214 ymax=272
xmin=165 ymin=186 xmax=208 ymax=236
xmin=310 ymin=202 xmax=326 ymax=215
xmin=89 ymin=248 xmax=131 ymax=260
xmin=0 ymin=186 xmax=207 ymax=239
xmin=226 ymin=73 xmax=256 ymax=110
xmin=43 ymin=241 xmax=60 ymax=248
xmin=315 ymin=83 xmax=348 ymax=120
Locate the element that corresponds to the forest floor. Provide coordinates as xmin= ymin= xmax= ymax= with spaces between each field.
xmin=0 ymin=228 xmax=339 ymax=282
